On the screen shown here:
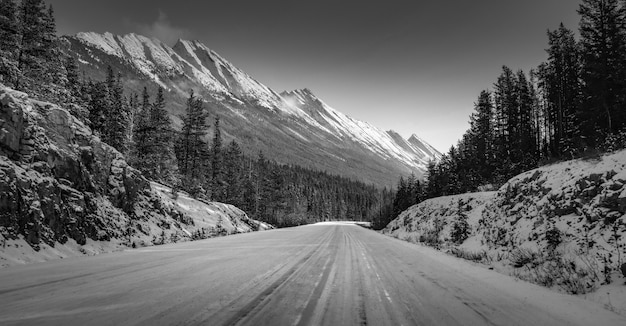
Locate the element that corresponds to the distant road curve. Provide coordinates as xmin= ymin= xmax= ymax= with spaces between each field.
xmin=0 ymin=222 xmax=623 ymax=325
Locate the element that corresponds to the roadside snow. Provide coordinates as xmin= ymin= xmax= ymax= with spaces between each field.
xmin=382 ymin=149 xmax=626 ymax=316
xmin=151 ymin=182 xmax=273 ymax=233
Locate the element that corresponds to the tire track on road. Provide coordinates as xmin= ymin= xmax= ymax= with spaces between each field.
xmin=208 ymin=227 xmax=338 ymax=326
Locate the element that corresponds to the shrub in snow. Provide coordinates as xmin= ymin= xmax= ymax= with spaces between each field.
xmin=510 ymin=248 xmax=540 ymax=268
xmin=545 ymin=226 xmax=562 ymax=250
xmin=511 ymin=249 xmax=600 ymax=294
xmin=450 ymin=217 xmax=471 ymax=244
xmin=450 ymin=200 xmax=471 ymax=244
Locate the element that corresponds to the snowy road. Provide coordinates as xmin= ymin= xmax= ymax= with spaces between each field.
xmin=0 ymin=223 xmax=624 ymax=325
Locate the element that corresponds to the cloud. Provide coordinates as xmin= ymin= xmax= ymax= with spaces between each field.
xmin=137 ymin=11 xmax=191 ymax=44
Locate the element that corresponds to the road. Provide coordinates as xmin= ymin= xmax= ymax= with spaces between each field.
xmin=0 ymin=223 xmax=624 ymax=326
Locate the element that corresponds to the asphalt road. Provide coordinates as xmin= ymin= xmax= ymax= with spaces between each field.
xmin=0 ymin=223 xmax=624 ymax=326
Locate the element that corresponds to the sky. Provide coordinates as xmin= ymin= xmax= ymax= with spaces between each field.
xmin=48 ymin=0 xmax=581 ymax=153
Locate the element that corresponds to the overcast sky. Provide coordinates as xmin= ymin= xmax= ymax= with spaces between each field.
xmin=49 ymin=0 xmax=581 ymax=152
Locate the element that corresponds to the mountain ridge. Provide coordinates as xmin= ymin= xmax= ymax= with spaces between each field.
xmin=64 ymin=31 xmax=441 ymax=185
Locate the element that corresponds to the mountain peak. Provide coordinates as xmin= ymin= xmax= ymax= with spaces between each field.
xmin=408 ymin=133 xmax=422 ymax=142
xmin=408 ymin=134 xmax=442 ymax=159
xmin=67 ymin=30 xmax=442 ymax=183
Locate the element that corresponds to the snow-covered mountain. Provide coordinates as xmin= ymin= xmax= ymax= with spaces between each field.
xmin=280 ymin=89 xmax=441 ymax=170
xmin=62 ymin=32 xmax=441 ymax=185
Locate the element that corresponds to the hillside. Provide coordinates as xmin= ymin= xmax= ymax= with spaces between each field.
xmin=382 ymin=150 xmax=626 ymax=311
xmin=0 ymin=85 xmax=270 ymax=268
xmin=60 ymin=32 xmax=440 ymax=185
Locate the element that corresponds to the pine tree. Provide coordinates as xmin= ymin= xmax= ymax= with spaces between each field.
xmin=450 ymin=200 xmax=471 ymax=244
xmin=149 ymin=86 xmax=177 ymax=183
xmin=210 ymin=116 xmax=225 ymax=201
xmin=0 ymin=0 xmax=20 ymax=86
xmin=103 ymin=71 xmax=128 ymax=153
xmin=470 ymin=90 xmax=495 ymax=182
xmin=578 ymin=0 xmax=626 ymax=140
xmin=64 ymin=56 xmax=81 ymax=101
xmin=493 ymin=66 xmax=518 ymax=180
xmin=129 ymin=87 xmax=152 ymax=173
xmin=538 ymin=23 xmax=582 ymax=157
xmin=224 ymin=140 xmax=243 ymax=207
xmin=267 ymin=166 xmax=287 ymax=225
xmin=177 ymin=89 xmax=209 ymax=195
xmin=255 ymin=151 xmax=269 ymax=219
xmin=127 ymin=91 xmax=139 ymax=148
xmin=515 ymin=70 xmax=538 ymax=171
xmin=87 ymin=81 xmax=109 ymax=135
xmin=16 ymin=0 xmax=48 ymax=90
xmin=40 ymin=4 xmax=62 ymax=88
xmin=425 ymin=159 xmax=441 ymax=198
xmin=241 ymin=157 xmax=257 ymax=216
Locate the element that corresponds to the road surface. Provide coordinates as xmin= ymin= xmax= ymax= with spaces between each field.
xmin=0 ymin=223 xmax=624 ymax=325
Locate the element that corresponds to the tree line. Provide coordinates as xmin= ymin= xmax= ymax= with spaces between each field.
xmin=0 ymin=0 xmax=73 ymax=100
xmin=420 ymin=0 xmax=626 ymax=199
xmin=372 ymin=0 xmax=626 ymax=229
xmin=85 ymin=79 xmax=390 ymax=227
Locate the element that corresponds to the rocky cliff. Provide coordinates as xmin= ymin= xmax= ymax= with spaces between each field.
xmin=0 ymin=85 xmax=268 ymax=267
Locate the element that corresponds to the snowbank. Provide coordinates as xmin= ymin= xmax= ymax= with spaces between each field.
xmin=383 ymin=150 xmax=626 ymax=315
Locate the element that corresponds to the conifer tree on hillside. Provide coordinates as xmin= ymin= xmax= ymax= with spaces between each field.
xmin=425 ymin=160 xmax=439 ymax=198
xmin=493 ymin=66 xmax=516 ymax=162
xmin=255 ymin=151 xmax=269 ymax=218
xmin=129 ymin=87 xmax=153 ymax=173
xmin=578 ymin=0 xmax=626 ymax=140
xmin=40 ymin=4 xmax=62 ymax=86
xmin=177 ymin=89 xmax=209 ymax=195
xmin=17 ymin=0 xmax=51 ymax=89
xmin=241 ymin=157 xmax=257 ymax=216
xmin=224 ymin=140 xmax=243 ymax=207
xmin=266 ymin=166 xmax=287 ymax=225
xmin=103 ymin=70 xmax=129 ymax=153
xmin=470 ymin=90 xmax=495 ymax=181
xmin=0 ymin=0 xmax=20 ymax=86
xmin=87 ymin=80 xmax=109 ymax=135
xmin=64 ymin=56 xmax=81 ymax=101
xmin=126 ymin=91 xmax=139 ymax=149
xmin=515 ymin=69 xmax=539 ymax=171
xmin=210 ymin=116 xmax=225 ymax=201
xmin=492 ymin=66 xmax=521 ymax=181
xmin=149 ymin=86 xmax=177 ymax=183
xmin=450 ymin=199 xmax=470 ymax=244
xmin=537 ymin=24 xmax=582 ymax=158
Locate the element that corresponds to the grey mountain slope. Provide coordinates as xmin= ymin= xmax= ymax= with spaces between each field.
xmin=62 ymin=32 xmax=441 ymax=185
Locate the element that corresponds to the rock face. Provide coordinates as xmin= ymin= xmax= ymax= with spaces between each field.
xmin=0 ymin=86 xmax=145 ymax=250
xmin=0 ymin=85 xmax=268 ymax=266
